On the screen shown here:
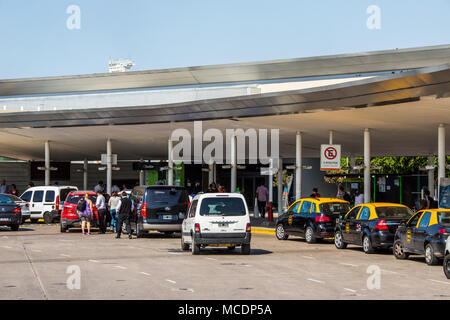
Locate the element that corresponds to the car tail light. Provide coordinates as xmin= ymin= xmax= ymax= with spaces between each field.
xmin=13 ymin=207 xmax=21 ymax=213
xmin=55 ymin=195 xmax=59 ymax=210
xmin=316 ymin=215 xmax=330 ymax=222
xmin=25 ymin=203 xmax=29 ymax=207
xmin=438 ymin=228 xmax=449 ymax=235
xmin=375 ymin=220 xmax=389 ymax=231
xmin=194 ymin=223 xmax=201 ymax=233
xmin=246 ymin=223 xmax=251 ymax=233
xmin=142 ymin=202 xmax=147 ymax=218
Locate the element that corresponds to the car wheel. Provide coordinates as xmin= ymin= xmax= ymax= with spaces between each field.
xmin=393 ymin=240 xmax=409 ymax=260
xmin=444 ymin=254 xmax=450 ymax=279
xmin=60 ymin=224 xmax=68 ymax=233
xmin=181 ymin=236 xmax=190 ymax=251
xmin=191 ymin=238 xmax=200 ymax=255
xmin=363 ymin=235 xmax=374 ymax=254
xmin=43 ymin=212 xmax=52 ymax=224
xmin=334 ymin=231 xmax=347 ymax=249
xmin=305 ymin=227 xmax=316 ymax=244
xmin=136 ymin=224 xmax=145 ymax=238
xmin=425 ymin=244 xmax=439 ymax=265
xmin=276 ymin=224 xmax=288 ymax=240
xmin=10 ymin=224 xmax=19 ymax=231
xmin=241 ymin=243 xmax=251 ymax=255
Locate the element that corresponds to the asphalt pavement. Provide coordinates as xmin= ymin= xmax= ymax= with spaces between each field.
xmin=0 ymin=223 xmax=449 ymax=300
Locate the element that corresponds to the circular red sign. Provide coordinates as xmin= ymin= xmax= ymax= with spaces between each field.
xmin=324 ymin=147 xmax=337 ymax=160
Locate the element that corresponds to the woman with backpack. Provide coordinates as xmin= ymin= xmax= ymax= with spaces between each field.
xmin=77 ymin=193 xmax=94 ymax=235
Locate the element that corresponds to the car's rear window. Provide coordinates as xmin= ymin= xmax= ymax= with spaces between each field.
xmin=60 ymin=188 xmax=77 ymax=202
xmin=199 ymin=197 xmax=246 ymax=216
xmin=375 ymin=206 xmax=413 ymax=219
xmin=0 ymin=195 xmax=14 ymax=204
xmin=145 ymin=188 xmax=188 ymax=208
xmin=66 ymin=195 xmax=97 ymax=204
xmin=437 ymin=212 xmax=450 ymax=226
xmin=4 ymin=195 xmax=22 ymax=202
xmin=320 ymin=203 xmax=351 ymax=215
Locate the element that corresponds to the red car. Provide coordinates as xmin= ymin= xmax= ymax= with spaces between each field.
xmin=60 ymin=191 xmax=99 ymax=232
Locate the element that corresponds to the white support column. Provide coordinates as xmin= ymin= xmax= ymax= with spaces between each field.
xmin=208 ymin=162 xmax=214 ymax=186
xmin=168 ymin=139 xmax=174 ymax=186
xmin=139 ymin=158 xmax=145 ymax=186
xmin=329 ymin=130 xmax=334 ymax=145
xmin=268 ymin=158 xmax=273 ymax=203
xmin=364 ymin=129 xmax=371 ymax=203
xmin=277 ymin=158 xmax=283 ymax=214
xmin=295 ymin=132 xmax=302 ymax=200
xmin=438 ymin=124 xmax=446 ymax=184
xmin=44 ymin=141 xmax=50 ymax=186
xmin=428 ymin=155 xmax=435 ymax=197
xmin=83 ymin=158 xmax=88 ymax=190
xmin=106 ymin=139 xmax=112 ymax=195
xmin=230 ymin=135 xmax=237 ymax=192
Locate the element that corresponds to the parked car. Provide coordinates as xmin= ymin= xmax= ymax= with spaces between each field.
xmin=133 ymin=186 xmax=189 ymax=237
xmin=20 ymin=186 xmax=78 ymax=223
xmin=335 ymin=203 xmax=413 ymax=254
xmin=1 ymin=193 xmax=30 ymax=223
xmin=60 ymin=191 xmax=99 ymax=232
xmin=181 ymin=193 xmax=251 ymax=255
xmin=0 ymin=194 xmax=22 ymax=231
xmin=276 ymin=197 xmax=351 ymax=243
xmin=444 ymin=236 xmax=450 ymax=279
xmin=394 ymin=209 xmax=450 ymax=265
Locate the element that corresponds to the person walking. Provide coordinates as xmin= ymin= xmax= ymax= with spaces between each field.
xmin=354 ymin=189 xmax=364 ymax=205
xmin=256 ymin=183 xmax=269 ymax=218
xmin=108 ymin=191 xmax=121 ymax=232
xmin=96 ymin=191 xmax=107 ymax=234
xmin=9 ymin=184 xmax=19 ymax=196
xmin=207 ymin=183 xmax=218 ymax=193
xmin=116 ymin=191 xmax=134 ymax=239
xmin=310 ymin=188 xmax=320 ymax=198
xmin=422 ymin=190 xmax=435 ymax=209
xmin=94 ymin=181 xmax=104 ymax=193
xmin=0 ymin=179 xmax=9 ymax=194
xmin=77 ymin=193 xmax=94 ymax=235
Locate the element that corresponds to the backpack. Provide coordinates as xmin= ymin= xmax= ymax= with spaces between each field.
xmin=76 ymin=198 xmax=86 ymax=212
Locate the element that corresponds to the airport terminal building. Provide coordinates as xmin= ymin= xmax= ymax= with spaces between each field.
xmin=0 ymin=44 xmax=449 ymax=211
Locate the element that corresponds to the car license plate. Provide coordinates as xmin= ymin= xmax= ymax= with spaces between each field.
xmin=219 ymin=223 xmax=228 ymax=227
xmin=162 ymin=215 xmax=172 ymax=220
xmin=208 ymin=244 xmax=231 ymax=247
xmin=0 ymin=218 xmax=10 ymax=222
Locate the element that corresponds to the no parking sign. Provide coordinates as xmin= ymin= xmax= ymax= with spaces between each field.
xmin=320 ymin=144 xmax=341 ymax=171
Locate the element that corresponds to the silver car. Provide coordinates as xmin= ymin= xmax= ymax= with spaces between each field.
xmin=444 ymin=236 xmax=450 ymax=279
xmin=1 ymin=194 xmax=30 ymax=223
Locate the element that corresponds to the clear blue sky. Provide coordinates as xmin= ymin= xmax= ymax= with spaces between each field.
xmin=0 ymin=0 xmax=449 ymax=79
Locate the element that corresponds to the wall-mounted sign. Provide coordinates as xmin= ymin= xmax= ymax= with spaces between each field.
xmin=320 ymin=144 xmax=341 ymax=171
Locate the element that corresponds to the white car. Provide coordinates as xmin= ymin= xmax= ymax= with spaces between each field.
xmin=444 ymin=236 xmax=450 ymax=279
xmin=181 ymin=193 xmax=251 ymax=255
xmin=20 ymin=186 xmax=78 ymax=223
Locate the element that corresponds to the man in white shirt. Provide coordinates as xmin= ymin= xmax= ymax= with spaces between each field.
xmin=0 ymin=179 xmax=8 ymax=194
xmin=95 ymin=191 xmax=107 ymax=234
xmin=354 ymin=190 xmax=364 ymax=205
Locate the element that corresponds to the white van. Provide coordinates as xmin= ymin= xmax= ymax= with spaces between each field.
xmin=20 ymin=186 xmax=78 ymax=223
xmin=181 ymin=193 xmax=251 ymax=255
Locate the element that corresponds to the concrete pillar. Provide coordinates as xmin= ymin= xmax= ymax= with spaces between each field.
xmin=295 ymin=132 xmax=302 ymax=200
xmin=268 ymin=158 xmax=273 ymax=203
xmin=106 ymin=139 xmax=112 ymax=195
xmin=168 ymin=139 xmax=174 ymax=186
xmin=438 ymin=124 xmax=446 ymax=183
xmin=329 ymin=130 xmax=334 ymax=145
xmin=83 ymin=158 xmax=88 ymax=190
xmin=230 ymin=135 xmax=237 ymax=192
xmin=428 ymin=155 xmax=435 ymax=197
xmin=139 ymin=158 xmax=145 ymax=186
xmin=208 ymin=162 xmax=214 ymax=185
xmin=44 ymin=141 xmax=50 ymax=186
xmin=277 ymin=158 xmax=283 ymax=214
xmin=364 ymin=129 xmax=371 ymax=203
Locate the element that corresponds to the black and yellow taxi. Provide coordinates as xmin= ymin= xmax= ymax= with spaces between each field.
xmin=393 ymin=209 xmax=450 ymax=265
xmin=335 ymin=203 xmax=413 ymax=254
xmin=276 ymin=198 xmax=351 ymax=244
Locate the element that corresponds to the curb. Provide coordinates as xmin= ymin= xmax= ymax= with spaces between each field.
xmin=251 ymin=227 xmax=275 ymax=235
